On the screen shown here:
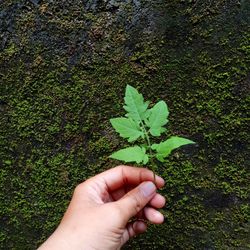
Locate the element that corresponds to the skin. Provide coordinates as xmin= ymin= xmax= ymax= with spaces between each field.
xmin=39 ymin=165 xmax=166 ymax=250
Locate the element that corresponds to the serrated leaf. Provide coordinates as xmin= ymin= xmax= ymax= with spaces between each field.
xmin=123 ymin=85 xmax=150 ymax=122
xmin=152 ymin=136 xmax=195 ymax=162
xmin=110 ymin=146 xmax=149 ymax=164
xmin=146 ymin=100 xmax=169 ymax=136
xmin=110 ymin=117 xmax=143 ymax=142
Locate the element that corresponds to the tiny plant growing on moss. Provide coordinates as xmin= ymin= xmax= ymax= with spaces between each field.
xmin=109 ymin=85 xmax=195 ymax=179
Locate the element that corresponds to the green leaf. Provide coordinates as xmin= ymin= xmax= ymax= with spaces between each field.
xmin=152 ymin=136 xmax=195 ymax=162
xmin=110 ymin=146 xmax=149 ymax=164
xmin=110 ymin=117 xmax=143 ymax=142
xmin=146 ymin=100 xmax=169 ymax=136
xmin=123 ymin=85 xmax=149 ymax=122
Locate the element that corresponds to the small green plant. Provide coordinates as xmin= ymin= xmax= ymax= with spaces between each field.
xmin=109 ymin=85 xmax=195 ymax=178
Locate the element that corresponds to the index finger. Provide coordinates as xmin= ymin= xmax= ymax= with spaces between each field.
xmin=92 ymin=165 xmax=165 ymax=191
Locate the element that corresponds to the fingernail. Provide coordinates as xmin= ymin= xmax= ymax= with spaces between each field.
xmin=141 ymin=182 xmax=156 ymax=197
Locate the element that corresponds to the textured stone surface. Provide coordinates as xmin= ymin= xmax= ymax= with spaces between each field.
xmin=0 ymin=0 xmax=249 ymax=249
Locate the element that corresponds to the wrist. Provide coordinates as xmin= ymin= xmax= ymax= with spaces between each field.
xmin=38 ymin=226 xmax=99 ymax=250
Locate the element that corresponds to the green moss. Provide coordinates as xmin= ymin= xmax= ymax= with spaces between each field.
xmin=0 ymin=0 xmax=249 ymax=249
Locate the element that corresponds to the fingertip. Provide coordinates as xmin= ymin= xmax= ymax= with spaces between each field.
xmin=144 ymin=207 xmax=164 ymax=224
xmin=149 ymin=193 xmax=166 ymax=208
xmin=133 ymin=221 xmax=147 ymax=234
xmin=125 ymin=221 xmax=147 ymax=241
xmin=155 ymin=175 xmax=165 ymax=188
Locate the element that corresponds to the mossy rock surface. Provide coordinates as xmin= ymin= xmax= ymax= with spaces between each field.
xmin=0 ymin=0 xmax=249 ymax=249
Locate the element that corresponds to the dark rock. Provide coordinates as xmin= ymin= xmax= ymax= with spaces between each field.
xmin=29 ymin=0 xmax=41 ymax=5
xmin=204 ymin=191 xmax=239 ymax=209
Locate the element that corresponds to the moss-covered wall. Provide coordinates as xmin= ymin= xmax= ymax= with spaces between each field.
xmin=0 ymin=0 xmax=249 ymax=249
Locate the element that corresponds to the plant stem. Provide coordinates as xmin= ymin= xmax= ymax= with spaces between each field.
xmin=140 ymin=121 xmax=157 ymax=183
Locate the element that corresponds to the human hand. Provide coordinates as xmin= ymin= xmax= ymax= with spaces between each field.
xmin=39 ymin=165 xmax=166 ymax=250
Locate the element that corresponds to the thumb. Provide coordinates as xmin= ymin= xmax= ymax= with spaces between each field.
xmin=116 ymin=181 xmax=156 ymax=223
